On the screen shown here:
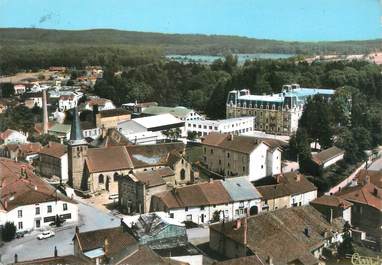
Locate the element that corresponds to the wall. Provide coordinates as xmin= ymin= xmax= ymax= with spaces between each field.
xmin=209 ymin=229 xmax=247 ymax=259
xmin=322 ymin=153 xmax=345 ymax=169
xmin=325 ymin=162 xmax=366 ymax=195
xmin=0 ymin=200 xmax=78 ymax=232
xmin=248 ymin=143 xmax=268 ymax=181
xmin=290 ymin=190 xmax=317 ymax=207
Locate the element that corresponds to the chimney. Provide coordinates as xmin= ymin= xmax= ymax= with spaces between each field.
xmin=42 ymin=89 xmax=49 ymax=134
xmin=233 ymin=219 xmax=241 ymax=230
xmin=75 ymin=226 xmax=79 ymax=234
xmin=329 ymin=208 xmax=333 ymax=224
xmin=266 ymin=256 xmax=273 ymax=265
xmin=14 ymin=254 xmax=18 ymax=264
xmin=93 ymin=105 xmax=99 ymax=127
xmin=104 ymin=237 xmax=110 ymax=256
xmin=295 ymin=173 xmax=301 ymax=182
xmin=304 ymin=227 xmax=309 ymax=237
xmin=209 ymin=177 xmax=214 ymax=183
xmin=228 ymin=133 xmax=234 ymax=141
xmin=54 ymin=246 xmax=58 ymax=257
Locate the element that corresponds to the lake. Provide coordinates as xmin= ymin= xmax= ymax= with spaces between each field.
xmin=166 ymin=53 xmax=295 ymax=64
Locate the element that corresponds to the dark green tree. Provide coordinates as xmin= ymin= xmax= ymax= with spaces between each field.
xmin=1 ymin=221 xmax=16 ymax=242
xmin=337 ymin=221 xmax=354 ymax=258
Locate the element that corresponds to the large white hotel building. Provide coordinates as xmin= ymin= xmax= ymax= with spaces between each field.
xmin=226 ymin=84 xmax=335 ymax=135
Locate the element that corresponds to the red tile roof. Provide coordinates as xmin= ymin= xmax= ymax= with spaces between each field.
xmin=336 ymin=183 xmax=382 ymax=210
xmin=0 ymin=158 xmax=75 ymax=211
xmin=39 ymin=142 xmax=67 ymax=158
xmin=86 ymin=146 xmax=132 ymax=173
xmin=310 ymin=195 xmax=353 ymax=209
xmin=153 ymin=180 xmax=232 ymax=209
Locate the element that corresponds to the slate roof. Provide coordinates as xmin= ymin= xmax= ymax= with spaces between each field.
xmin=49 ymin=123 xmax=71 ymax=134
xmin=210 ymin=206 xmax=344 ymax=265
xmin=312 ymin=146 xmax=344 ymax=165
xmin=221 ymin=177 xmax=262 ymax=201
xmin=125 ymin=142 xmax=184 ymax=168
xmin=39 ymin=143 xmax=66 ymax=158
xmin=0 ymin=158 xmax=75 ymax=211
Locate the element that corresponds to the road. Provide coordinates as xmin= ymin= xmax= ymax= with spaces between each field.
xmin=0 ymin=202 xmax=120 ymax=264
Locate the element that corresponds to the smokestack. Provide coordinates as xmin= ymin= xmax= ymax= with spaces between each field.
xmin=42 ymin=89 xmax=48 ymax=134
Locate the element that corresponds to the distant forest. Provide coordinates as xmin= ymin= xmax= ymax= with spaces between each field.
xmin=0 ymin=28 xmax=381 ymax=75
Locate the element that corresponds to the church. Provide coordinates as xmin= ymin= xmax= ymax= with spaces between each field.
xmin=68 ymin=107 xmax=194 ymax=195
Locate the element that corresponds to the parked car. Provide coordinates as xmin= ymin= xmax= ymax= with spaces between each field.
xmin=37 ymin=230 xmax=55 ymax=240
xmin=16 ymin=231 xmax=28 ymax=239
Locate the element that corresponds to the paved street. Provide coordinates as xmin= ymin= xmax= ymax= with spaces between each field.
xmin=0 ymin=202 xmax=120 ymax=264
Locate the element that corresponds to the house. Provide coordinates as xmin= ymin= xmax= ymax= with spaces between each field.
xmin=336 ymin=180 xmax=382 ymax=242
xmin=123 ymin=212 xmax=187 ymax=249
xmin=209 ymin=206 xmax=344 ymax=264
xmin=310 ymin=195 xmax=352 ymax=224
xmin=256 ymin=172 xmax=317 ymax=211
xmin=0 ymin=129 xmax=28 ymax=145
xmin=38 ymin=142 xmax=68 ymax=182
xmin=356 ymin=169 xmax=382 ymax=188
xmin=201 ymin=133 xmax=282 ymax=181
xmin=83 ymin=97 xmax=115 ymax=112
xmin=14 ymin=84 xmax=26 ymax=95
xmin=81 ymin=121 xmax=102 ymax=140
xmin=118 ymin=167 xmax=174 ymax=214
xmin=23 ymin=92 xmax=43 ymax=108
xmin=0 ymin=158 xmax=78 ymax=232
xmin=312 ymin=146 xmax=345 ymax=169
xmin=48 ymin=123 xmax=71 ymax=141
xmin=151 ymin=177 xmax=262 ymax=225
xmin=185 ymin=117 xmax=254 ymax=138
xmin=95 ymin=108 xmax=131 ymax=129
xmin=58 ymin=91 xmax=83 ymax=112
xmin=3 ymin=143 xmax=42 ymax=162
xmin=73 ymin=226 xmax=138 ymax=265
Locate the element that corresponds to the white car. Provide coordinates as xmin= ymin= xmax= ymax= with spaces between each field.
xmin=37 ymin=230 xmax=55 ymax=240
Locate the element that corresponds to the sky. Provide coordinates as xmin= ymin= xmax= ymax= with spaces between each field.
xmin=0 ymin=0 xmax=381 ymax=41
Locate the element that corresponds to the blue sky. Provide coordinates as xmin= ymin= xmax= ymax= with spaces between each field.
xmin=0 ymin=0 xmax=381 ymax=41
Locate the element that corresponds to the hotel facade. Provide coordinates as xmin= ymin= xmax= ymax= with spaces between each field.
xmin=226 ymin=84 xmax=334 ymax=135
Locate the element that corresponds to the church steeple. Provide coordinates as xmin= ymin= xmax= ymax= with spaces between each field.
xmin=69 ymin=106 xmax=86 ymax=145
xmin=68 ymin=106 xmax=88 ymax=190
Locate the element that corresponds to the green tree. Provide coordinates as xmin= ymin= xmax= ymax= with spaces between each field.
xmin=337 ymin=222 xmax=354 ymax=258
xmin=1 ymin=221 xmax=16 ymax=242
xmin=0 ymin=83 xmax=15 ymax=98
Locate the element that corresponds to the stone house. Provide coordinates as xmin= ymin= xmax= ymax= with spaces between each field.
xmin=38 ymin=142 xmax=68 ymax=182
xmin=201 ymin=133 xmax=282 ymax=181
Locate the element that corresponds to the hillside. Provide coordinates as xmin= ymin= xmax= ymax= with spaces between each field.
xmin=0 ymin=28 xmax=381 ymax=55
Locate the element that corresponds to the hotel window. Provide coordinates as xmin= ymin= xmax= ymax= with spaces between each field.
xmin=47 ymin=205 xmax=52 ymax=213
xmin=227 ymin=152 xmax=230 ymax=158
xmin=219 ymin=160 xmax=221 ymax=165
xmin=235 ymin=209 xmax=239 ymax=216
xmin=63 ymin=203 xmax=68 ymax=211
xmin=239 ymin=201 xmax=244 ymax=208
xmin=210 ymin=149 xmax=214 ymax=154
xmin=36 ymin=207 xmax=40 ymax=215
xmin=185 ymin=207 xmax=189 ymax=212
xmin=18 ymin=210 xmax=22 ymax=218
xmin=243 ymin=166 xmax=245 ymax=173
xmin=203 ymin=147 xmax=206 ymax=154
xmin=18 ymin=222 xmax=23 ymax=230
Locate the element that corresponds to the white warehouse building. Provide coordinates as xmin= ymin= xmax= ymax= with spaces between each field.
xmin=185 ymin=117 xmax=254 ymax=137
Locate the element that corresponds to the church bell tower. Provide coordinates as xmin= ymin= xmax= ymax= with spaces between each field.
xmin=68 ymin=106 xmax=88 ymax=190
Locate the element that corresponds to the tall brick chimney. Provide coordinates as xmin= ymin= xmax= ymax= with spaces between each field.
xmin=42 ymin=89 xmax=48 ymax=134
